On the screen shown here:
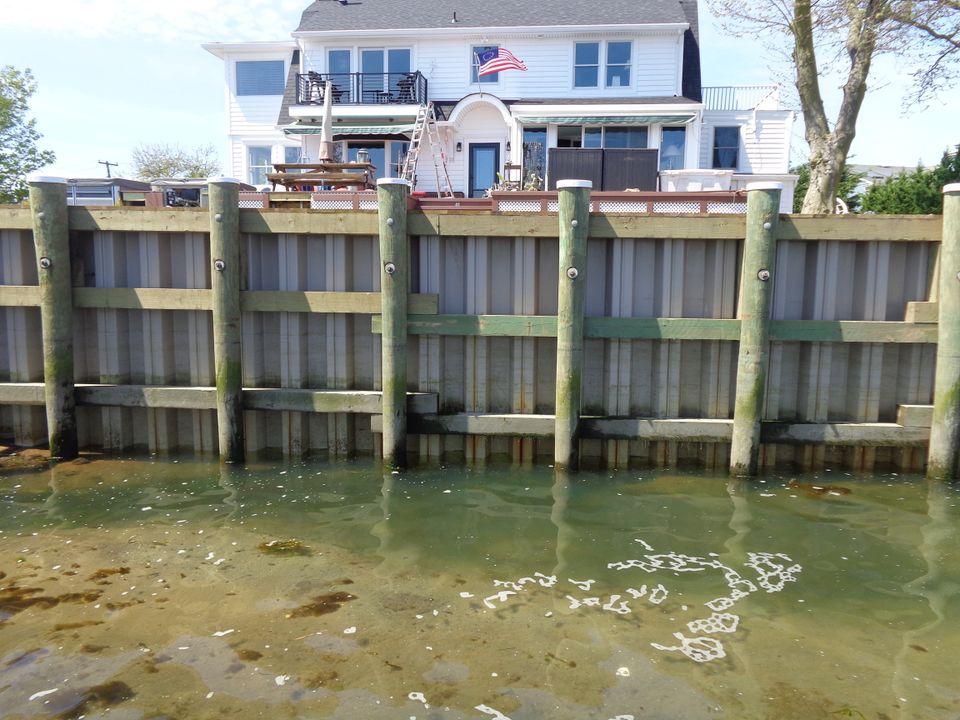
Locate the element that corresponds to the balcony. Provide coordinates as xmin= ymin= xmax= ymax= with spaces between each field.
xmin=296 ymin=71 xmax=428 ymax=106
xmin=702 ymin=85 xmax=780 ymax=111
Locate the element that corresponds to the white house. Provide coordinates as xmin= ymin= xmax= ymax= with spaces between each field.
xmin=204 ymin=0 xmax=796 ymax=210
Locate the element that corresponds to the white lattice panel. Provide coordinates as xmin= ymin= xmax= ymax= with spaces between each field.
xmin=598 ymin=201 xmax=649 ymax=214
xmin=546 ymin=201 xmax=560 ymax=212
xmin=238 ymin=199 xmax=264 ymax=209
xmin=359 ymin=200 xmax=378 ymax=210
xmin=498 ymin=201 xmax=542 ymax=213
xmin=311 ymin=198 xmax=353 ymax=210
xmin=653 ymin=201 xmax=701 ymax=213
xmin=707 ymin=202 xmax=747 ymax=214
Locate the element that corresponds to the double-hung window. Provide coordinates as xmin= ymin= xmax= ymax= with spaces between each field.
xmin=236 ymin=61 xmax=285 ymax=96
xmin=574 ymin=41 xmax=632 ymax=89
xmin=712 ymin=127 xmax=740 ymax=169
xmin=472 ymin=45 xmax=499 ymax=84
xmin=248 ymin=146 xmax=272 ymax=186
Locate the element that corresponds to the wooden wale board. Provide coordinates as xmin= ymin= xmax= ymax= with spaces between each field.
xmin=0 ymin=383 xmax=437 ymax=414
xmin=372 ymin=315 xmax=937 ymax=343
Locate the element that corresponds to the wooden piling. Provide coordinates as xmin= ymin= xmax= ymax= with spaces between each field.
xmin=29 ymin=175 xmax=77 ymax=459
xmin=554 ymin=179 xmax=591 ymax=471
xmin=928 ymin=183 xmax=960 ymax=479
xmin=730 ymin=182 xmax=782 ymax=475
xmin=377 ymin=178 xmax=410 ymax=468
xmin=208 ymin=178 xmax=244 ymax=463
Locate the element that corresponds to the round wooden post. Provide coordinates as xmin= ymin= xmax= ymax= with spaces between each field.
xmin=554 ymin=179 xmax=591 ymax=471
xmin=928 ymin=183 xmax=960 ymax=479
xmin=377 ymin=178 xmax=410 ymax=468
xmin=29 ymin=175 xmax=78 ymax=459
xmin=730 ymin=182 xmax=781 ymax=476
xmin=208 ymin=177 xmax=244 ymax=463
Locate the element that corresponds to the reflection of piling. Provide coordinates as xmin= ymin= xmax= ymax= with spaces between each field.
xmin=378 ymin=179 xmax=411 ymax=468
xmin=730 ymin=183 xmax=781 ymax=475
xmin=928 ymin=185 xmax=960 ymax=479
xmin=29 ymin=176 xmax=77 ymax=459
xmin=554 ymin=180 xmax=591 ymax=471
xmin=208 ymin=178 xmax=245 ymax=463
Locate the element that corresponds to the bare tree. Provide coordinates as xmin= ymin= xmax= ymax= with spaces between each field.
xmin=710 ymin=0 xmax=959 ymax=213
xmin=130 ymin=143 xmax=220 ymax=180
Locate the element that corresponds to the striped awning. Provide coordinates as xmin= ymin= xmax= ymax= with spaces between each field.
xmin=517 ymin=115 xmax=696 ymax=126
xmin=283 ymin=123 xmax=415 ymax=136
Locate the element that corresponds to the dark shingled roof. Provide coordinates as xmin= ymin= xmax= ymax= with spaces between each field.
xmin=295 ymin=0 xmax=689 ymax=32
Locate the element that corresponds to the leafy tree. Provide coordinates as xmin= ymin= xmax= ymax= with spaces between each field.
xmin=130 ymin=143 xmax=220 ymax=179
xmin=860 ymin=144 xmax=960 ymax=213
xmin=0 ymin=66 xmax=55 ymax=204
xmin=791 ymin=162 xmax=864 ymax=213
xmin=709 ymin=0 xmax=960 ymax=214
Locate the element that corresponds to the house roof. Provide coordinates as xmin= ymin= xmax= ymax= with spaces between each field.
xmin=295 ymin=0 xmax=690 ymax=32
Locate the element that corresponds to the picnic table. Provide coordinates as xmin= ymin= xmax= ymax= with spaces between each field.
xmin=267 ymin=162 xmax=376 ymax=191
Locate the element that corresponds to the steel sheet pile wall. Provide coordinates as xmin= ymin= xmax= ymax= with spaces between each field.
xmin=0 ymin=189 xmax=951 ymax=472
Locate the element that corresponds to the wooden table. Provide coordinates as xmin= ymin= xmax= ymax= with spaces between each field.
xmin=267 ymin=162 xmax=376 ymax=190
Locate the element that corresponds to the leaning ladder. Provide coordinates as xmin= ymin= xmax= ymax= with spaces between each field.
xmin=400 ymin=103 xmax=454 ymax=198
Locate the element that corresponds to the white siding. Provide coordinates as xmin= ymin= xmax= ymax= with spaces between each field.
xmin=700 ymin=109 xmax=794 ymax=174
xmin=300 ymin=31 xmax=683 ymax=101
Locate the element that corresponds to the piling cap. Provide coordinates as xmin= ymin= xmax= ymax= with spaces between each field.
xmin=944 ymin=183 xmax=960 ymax=194
xmin=377 ymin=178 xmax=411 ymax=186
xmin=207 ymin=176 xmax=240 ymax=184
xmin=557 ymin=179 xmax=593 ymax=189
xmin=26 ymin=174 xmax=66 ymax=184
xmin=746 ymin=182 xmax=783 ymax=192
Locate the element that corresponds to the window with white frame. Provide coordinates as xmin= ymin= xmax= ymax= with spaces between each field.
xmin=236 ymin=61 xmax=285 ymax=96
xmin=472 ymin=45 xmax=499 ymax=84
xmin=248 ymin=146 xmax=272 ymax=186
xmin=712 ymin=127 xmax=740 ymax=169
xmin=574 ymin=41 xmax=632 ymax=89
xmin=578 ymin=126 xmax=648 ymax=148
xmin=659 ymin=127 xmax=686 ymax=170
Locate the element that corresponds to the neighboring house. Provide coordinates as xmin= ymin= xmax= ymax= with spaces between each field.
xmin=65 ymin=178 xmax=152 ymax=206
xmin=204 ymin=0 xmax=796 ymax=210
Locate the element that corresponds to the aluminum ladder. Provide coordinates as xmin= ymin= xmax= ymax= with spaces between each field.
xmin=399 ymin=102 xmax=454 ymax=198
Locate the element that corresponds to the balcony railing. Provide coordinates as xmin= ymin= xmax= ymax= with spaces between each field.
xmin=702 ymin=85 xmax=780 ymax=111
xmin=296 ymin=71 xmax=428 ymax=106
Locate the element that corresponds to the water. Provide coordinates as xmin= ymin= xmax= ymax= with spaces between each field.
xmin=0 ymin=458 xmax=957 ymax=720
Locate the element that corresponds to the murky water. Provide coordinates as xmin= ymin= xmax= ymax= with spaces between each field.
xmin=0 ymin=458 xmax=957 ymax=720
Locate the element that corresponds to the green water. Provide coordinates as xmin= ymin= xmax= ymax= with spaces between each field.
xmin=0 ymin=459 xmax=957 ymax=720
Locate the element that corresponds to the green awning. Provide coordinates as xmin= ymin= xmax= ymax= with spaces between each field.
xmin=518 ymin=114 xmax=696 ymax=126
xmin=283 ymin=123 xmax=415 ymax=136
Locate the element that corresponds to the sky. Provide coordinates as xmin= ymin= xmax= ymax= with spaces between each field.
xmin=2 ymin=0 xmax=958 ymax=179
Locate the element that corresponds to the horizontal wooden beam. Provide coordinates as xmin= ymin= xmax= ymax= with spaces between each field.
xmin=761 ymin=422 xmax=929 ymax=446
xmin=0 ymin=285 xmax=40 ymax=306
xmin=241 ymin=291 xmax=438 ymax=315
xmin=581 ymin=417 xmax=733 ymax=441
xmin=769 ymin=320 xmax=936 ymax=343
xmin=896 ymin=404 xmax=933 ymax=428
xmin=68 ymin=207 xmax=211 ymax=233
xmin=239 ymin=210 xmax=378 ymax=236
xmin=779 ymin=215 xmax=940 ymax=243
xmin=905 ymin=301 xmax=938 ymax=324
xmin=0 ymin=382 xmax=436 ymax=414
xmin=73 ymin=287 xmax=213 ymax=310
xmin=0 ymin=208 xmax=32 ymax=230
xmin=585 ymin=317 xmax=741 ymax=341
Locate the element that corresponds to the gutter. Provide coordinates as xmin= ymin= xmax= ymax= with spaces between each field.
xmin=292 ymin=23 xmax=688 ymax=39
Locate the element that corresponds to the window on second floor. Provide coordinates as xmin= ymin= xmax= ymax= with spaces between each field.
xmin=472 ymin=45 xmax=499 ymax=84
xmin=712 ymin=126 xmax=740 ymax=169
xmin=328 ymin=49 xmax=351 ymax=76
xmin=236 ymin=60 xmax=285 ymax=96
xmin=574 ymin=41 xmax=632 ymax=89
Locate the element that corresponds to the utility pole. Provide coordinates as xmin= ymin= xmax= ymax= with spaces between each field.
xmin=98 ymin=160 xmax=118 ymax=178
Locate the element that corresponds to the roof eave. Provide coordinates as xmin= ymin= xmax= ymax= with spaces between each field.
xmin=292 ymin=23 xmax=688 ymax=39
xmin=202 ymin=40 xmax=297 ymax=59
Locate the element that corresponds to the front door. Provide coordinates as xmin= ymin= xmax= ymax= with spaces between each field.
xmin=468 ymin=143 xmax=500 ymax=198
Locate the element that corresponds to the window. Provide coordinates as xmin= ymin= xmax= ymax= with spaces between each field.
xmin=390 ymin=142 xmax=409 ymax=178
xmin=574 ymin=43 xmax=599 ymax=87
xmin=472 ymin=45 xmax=499 ymax=84
xmin=606 ymin=42 xmax=631 ymax=88
xmin=328 ymin=49 xmax=351 ymax=75
xmin=566 ymin=126 xmax=648 ymax=148
xmin=522 ymin=127 xmax=547 ymax=187
xmin=603 ymin=127 xmax=647 ymax=148
xmin=348 ymin=143 xmax=387 ymax=181
xmin=659 ymin=127 xmax=686 ymax=170
xmin=713 ymin=127 xmax=740 ymax=169
xmin=583 ymin=127 xmax=602 ymax=148
xmin=236 ymin=61 xmax=285 ymax=96
xmin=284 ymin=146 xmax=301 ymax=164
xmin=557 ymin=126 xmax=584 ymax=148
xmin=248 ymin=146 xmax=272 ymax=186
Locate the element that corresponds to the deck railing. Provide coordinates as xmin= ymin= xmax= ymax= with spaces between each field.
xmin=702 ymin=85 xmax=780 ymax=111
xmin=295 ymin=71 xmax=428 ymax=106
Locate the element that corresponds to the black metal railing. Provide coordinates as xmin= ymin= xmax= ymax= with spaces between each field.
xmin=296 ymin=71 xmax=428 ymax=106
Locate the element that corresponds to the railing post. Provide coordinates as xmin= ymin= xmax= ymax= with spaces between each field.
xmin=208 ymin=177 xmax=245 ymax=463
xmin=378 ymin=178 xmax=410 ymax=468
xmin=554 ymin=179 xmax=591 ymax=471
xmin=730 ymin=182 xmax=782 ymax=475
xmin=28 ymin=175 xmax=78 ymax=459
xmin=928 ymin=183 xmax=960 ymax=479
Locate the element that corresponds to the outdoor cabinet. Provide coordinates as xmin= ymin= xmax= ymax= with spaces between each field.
xmin=548 ymin=147 xmax=658 ymax=191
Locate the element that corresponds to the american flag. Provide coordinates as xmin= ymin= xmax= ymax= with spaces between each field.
xmin=476 ymin=47 xmax=528 ymax=77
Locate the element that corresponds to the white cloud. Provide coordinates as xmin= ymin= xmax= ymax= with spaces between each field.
xmin=6 ymin=0 xmax=306 ymax=43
